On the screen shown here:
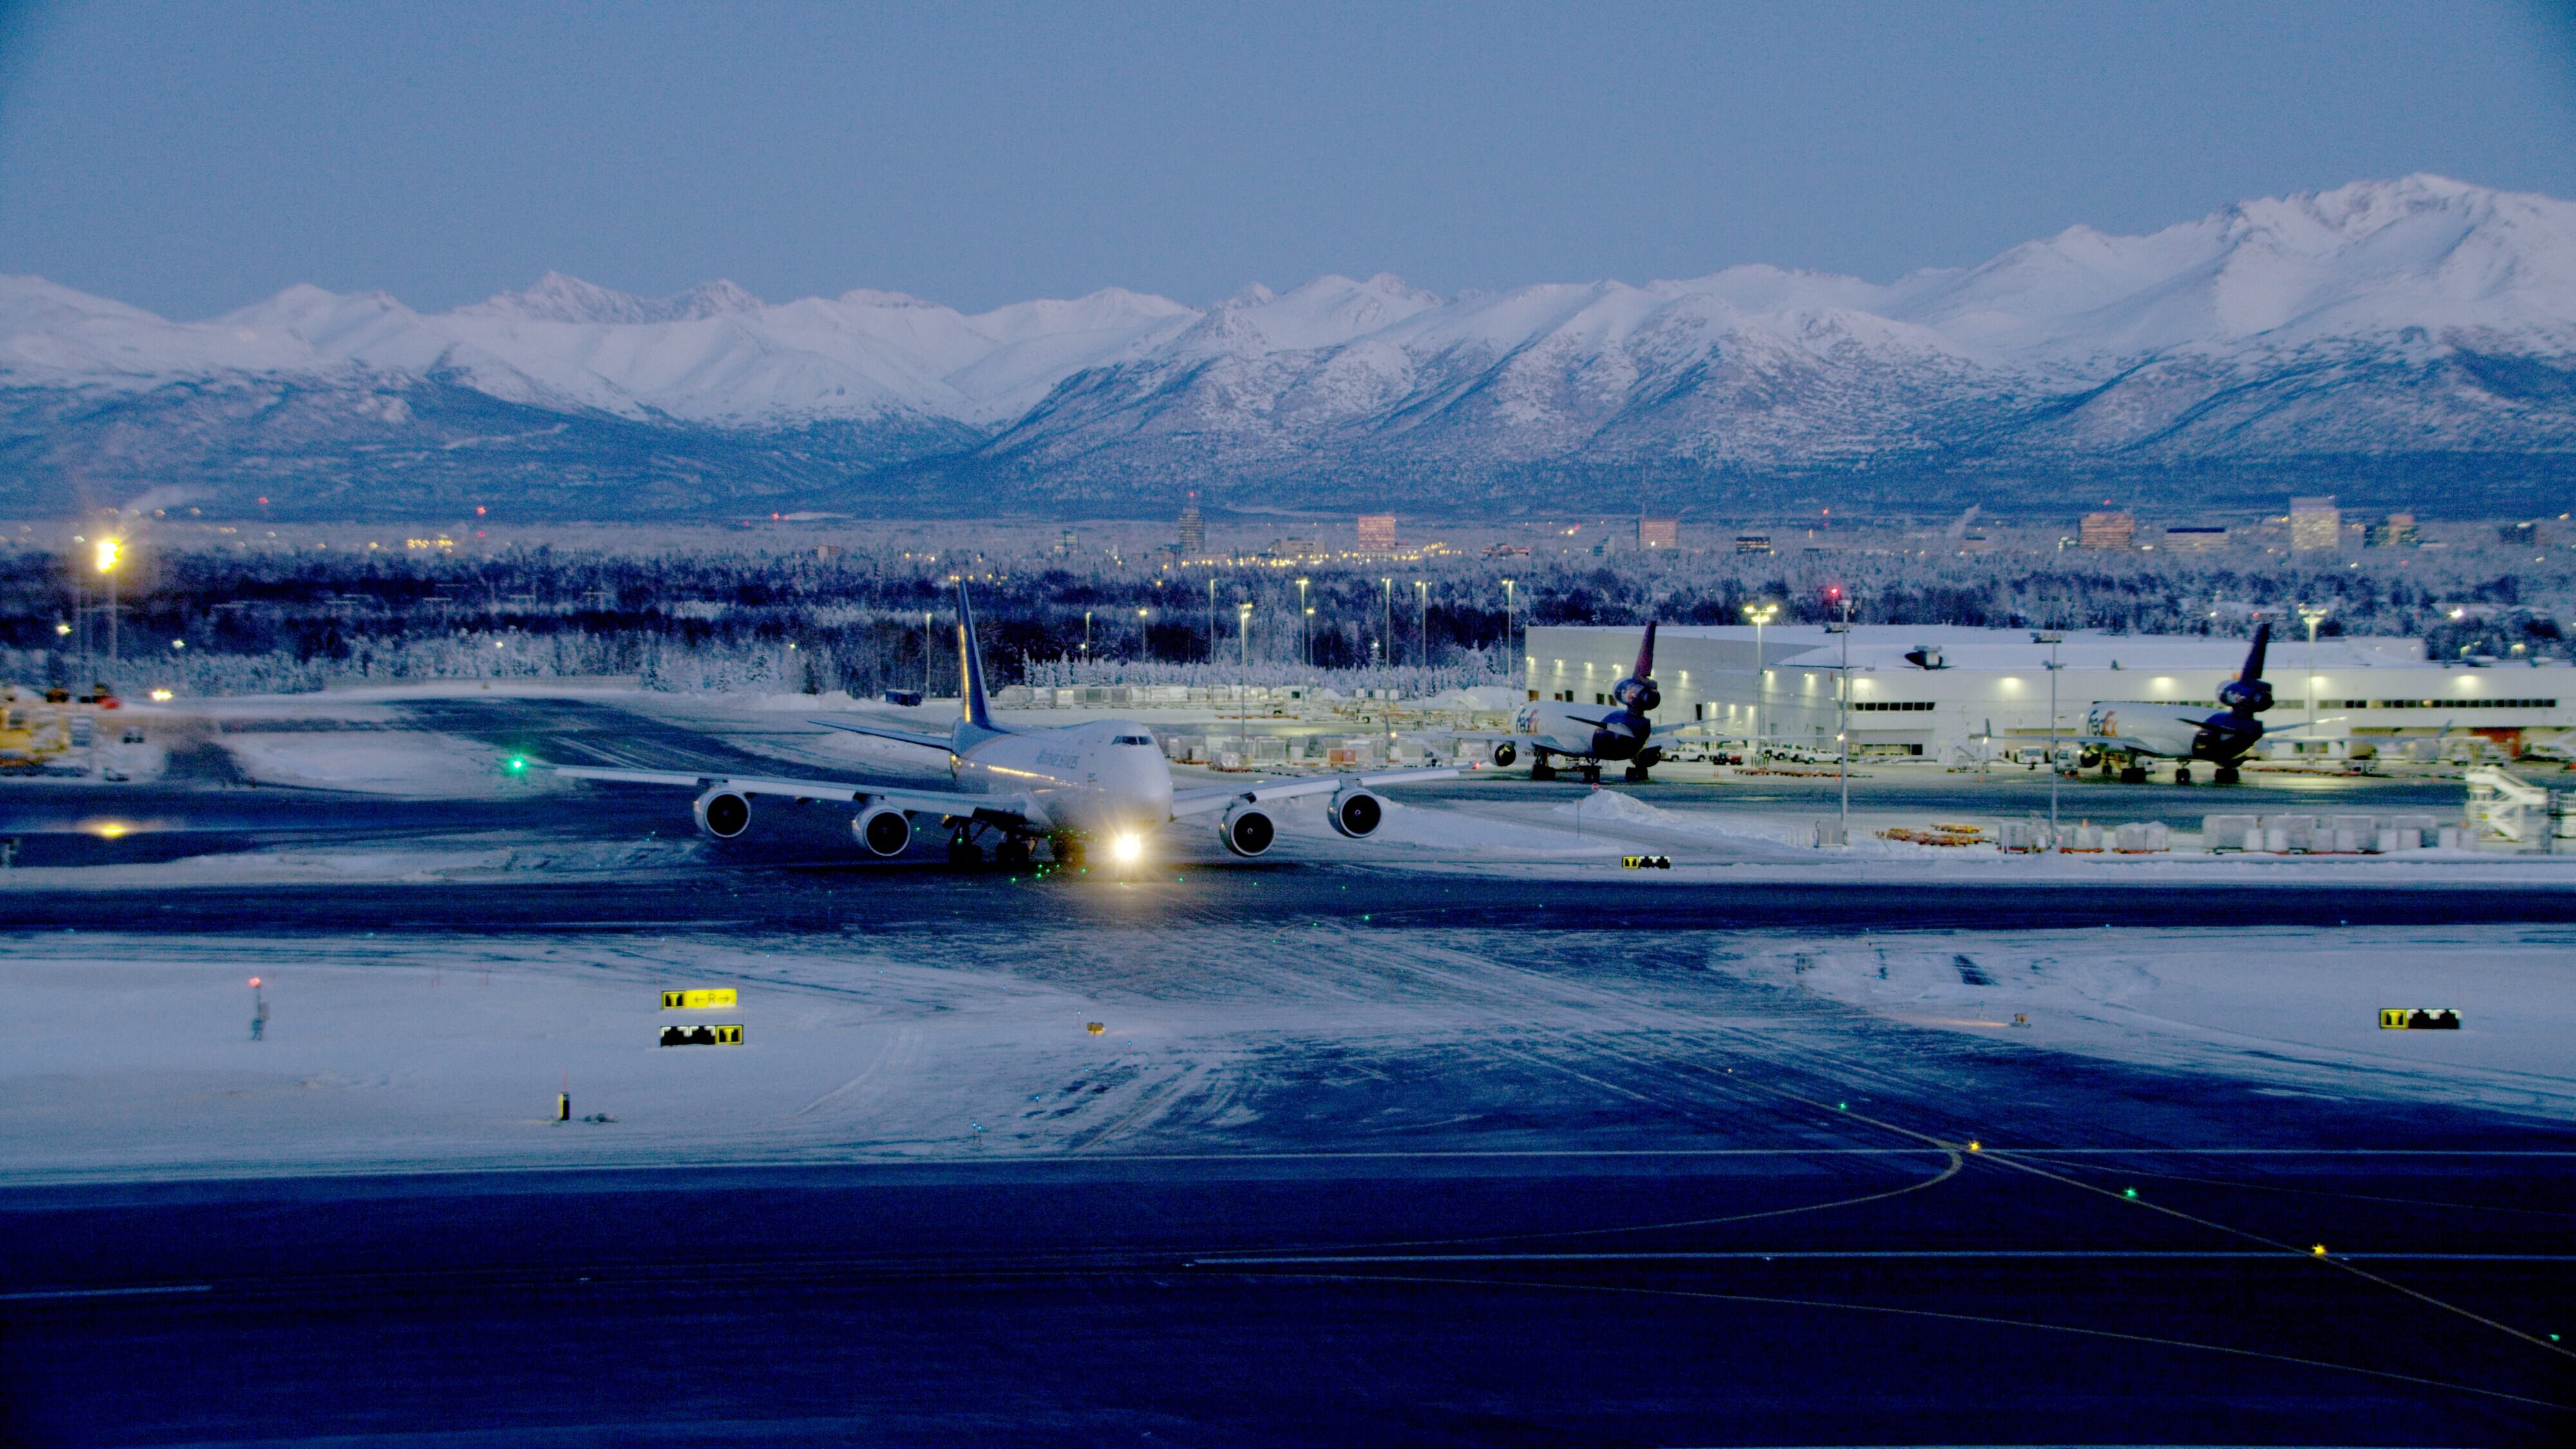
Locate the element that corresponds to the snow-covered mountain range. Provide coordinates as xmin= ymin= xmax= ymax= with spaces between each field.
xmin=6 ymin=173 xmax=2573 ymax=518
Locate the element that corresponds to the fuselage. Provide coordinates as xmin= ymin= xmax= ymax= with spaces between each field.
xmin=951 ymin=718 xmax=1174 ymax=838
xmin=2088 ymin=703 xmax=2262 ymax=764
xmin=1510 ymin=699 xmax=1653 ymax=761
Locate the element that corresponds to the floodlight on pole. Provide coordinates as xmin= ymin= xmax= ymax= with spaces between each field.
xmin=2298 ymin=604 xmax=2331 ymax=741
xmin=2034 ymin=630 xmax=2067 ymax=840
xmin=1740 ymin=602 xmax=1778 ymax=757
xmin=1296 ymin=578 xmax=1310 ymax=667
xmin=95 ymin=536 xmax=122 ymax=679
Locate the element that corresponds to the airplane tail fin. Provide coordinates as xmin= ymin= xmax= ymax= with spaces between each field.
xmin=2240 ymin=621 xmax=2270 ymax=683
xmin=1631 ymin=621 xmax=1658 ymax=681
xmin=955 ymin=581 xmax=997 ymax=735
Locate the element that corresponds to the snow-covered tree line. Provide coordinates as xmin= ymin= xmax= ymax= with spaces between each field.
xmin=0 ymin=538 xmax=2567 ymax=696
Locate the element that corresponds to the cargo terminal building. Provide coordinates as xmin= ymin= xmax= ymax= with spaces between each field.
xmin=1522 ymin=625 xmax=2576 ymax=763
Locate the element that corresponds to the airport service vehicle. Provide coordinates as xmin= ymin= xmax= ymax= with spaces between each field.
xmin=1433 ymin=623 xmax=1687 ymax=784
xmin=553 ymin=583 xmax=1456 ymax=867
xmin=2080 ymin=623 xmax=2278 ymax=785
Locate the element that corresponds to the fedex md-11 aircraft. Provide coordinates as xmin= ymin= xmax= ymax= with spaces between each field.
xmin=1434 ymin=622 xmax=1689 ymax=784
xmin=552 ymin=583 xmax=1457 ymax=867
xmin=2080 ymin=622 xmax=2278 ymax=785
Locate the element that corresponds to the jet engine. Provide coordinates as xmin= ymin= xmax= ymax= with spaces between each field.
xmin=692 ymin=787 xmax=752 ymax=840
xmin=1490 ymin=742 xmax=1517 ymax=768
xmin=1327 ymin=786 xmax=1384 ymax=838
xmin=1217 ymin=802 xmax=1276 ymax=857
xmin=851 ymin=804 xmax=913 ymax=858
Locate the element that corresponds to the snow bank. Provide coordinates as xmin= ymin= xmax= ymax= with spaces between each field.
xmin=218 ymin=732 xmax=571 ymax=797
xmin=1711 ymin=927 xmax=2576 ymax=1118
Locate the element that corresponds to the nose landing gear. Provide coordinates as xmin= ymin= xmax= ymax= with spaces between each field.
xmin=2173 ymin=765 xmax=2193 ymax=785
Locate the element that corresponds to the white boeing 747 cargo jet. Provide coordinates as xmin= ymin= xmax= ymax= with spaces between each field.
xmin=554 ymin=582 xmax=1459 ymax=867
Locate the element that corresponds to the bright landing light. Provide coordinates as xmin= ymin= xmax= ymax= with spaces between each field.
xmin=1110 ymin=833 xmax=1143 ymax=864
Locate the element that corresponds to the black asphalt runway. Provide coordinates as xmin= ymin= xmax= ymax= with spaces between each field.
xmin=8 ymin=1122 xmax=2573 ymax=1443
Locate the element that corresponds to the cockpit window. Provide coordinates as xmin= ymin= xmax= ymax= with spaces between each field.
xmin=1113 ymin=734 xmax=1155 ymax=746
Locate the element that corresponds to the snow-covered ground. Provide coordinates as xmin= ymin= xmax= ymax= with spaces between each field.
xmin=218 ymin=730 xmax=571 ymax=797
xmin=7 ymin=916 xmax=2572 ymax=1187
xmin=1710 ymin=927 xmax=2576 ymax=1117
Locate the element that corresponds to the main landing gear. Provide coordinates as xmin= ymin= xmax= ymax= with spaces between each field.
xmin=1579 ymin=762 xmax=1602 ymax=785
xmin=1623 ymin=764 xmax=1652 ymax=783
xmin=2173 ymin=765 xmax=2193 ymax=785
xmin=2213 ymin=764 xmax=2240 ymax=785
xmin=996 ymin=837 xmax=1034 ymax=868
xmin=2118 ymin=764 xmax=2148 ymax=784
xmin=1530 ymin=754 xmax=1557 ymax=782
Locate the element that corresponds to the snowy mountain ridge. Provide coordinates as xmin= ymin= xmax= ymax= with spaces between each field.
xmin=5 ymin=174 xmax=2573 ymax=517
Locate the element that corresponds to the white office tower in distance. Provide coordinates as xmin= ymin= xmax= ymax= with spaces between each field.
xmin=2291 ymin=497 xmax=2342 ymax=554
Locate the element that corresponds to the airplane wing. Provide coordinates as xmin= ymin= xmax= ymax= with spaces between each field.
xmin=1169 ymin=766 xmax=1461 ymax=817
xmin=550 ymin=766 xmax=1044 ymax=826
xmin=809 ymin=717 xmax=954 ymax=752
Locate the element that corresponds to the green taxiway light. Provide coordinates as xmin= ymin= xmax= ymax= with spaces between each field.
xmin=505 ymin=756 xmax=528 ymax=773
xmin=2124 ymin=1188 xmax=2138 ymax=1199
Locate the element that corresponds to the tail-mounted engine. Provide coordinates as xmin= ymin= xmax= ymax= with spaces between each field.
xmin=692 ymin=787 xmax=752 ymax=840
xmin=2217 ymin=677 xmax=2273 ymax=715
xmin=851 ymin=804 xmax=912 ymax=858
xmin=1610 ymin=676 xmax=1660 ymax=712
xmin=1327 ymin=787 xmax=1384 ymax=838
xmin=1218 ymin=802 xmax=1276 ymax=857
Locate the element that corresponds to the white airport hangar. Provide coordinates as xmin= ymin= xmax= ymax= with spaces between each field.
xmin=1522 ymin=624 xmax=2576 ymax=762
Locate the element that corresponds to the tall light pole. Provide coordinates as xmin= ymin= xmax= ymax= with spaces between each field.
xmin=1826 ymin=585 xmax=1852 ymax=842
xmin=1137 ymin=607 xmax=1150 ymax=662
xmin=1501 ymin=578 xmax=1517 ymax=689
xmin=1208 ymin=575 xmax=1218 ymax=664
xmin=95 ymin=536 xmax=122 ymax=686
xmin=1415 ymin=580 xmax=1428 ymax=668
xmin=923 ymin=610 xmax=933 ymax=694
xmin=1082 ymin=609 xmax=1092 ymax=662
xmin=1236 ymin=600 xmax=1253 ymax=761
xmin=1381 ymin=578 xmax=1394 ymax=676
xmin=2035 ymin=630 xmax=2066 ymax=841
xmin=1296 ymin=578 xmax=1310 ymax=667
xmin=1740 ymin=601 xmax=1777 ymax=759
xmin=2299 ymin=604 xmax=2331 ymax=745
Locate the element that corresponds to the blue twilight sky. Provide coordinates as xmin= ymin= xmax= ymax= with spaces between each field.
xmin=1 ymin=1 xmax=2571 ymax=320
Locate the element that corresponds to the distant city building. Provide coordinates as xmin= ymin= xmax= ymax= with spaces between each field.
xmin=2290 ymin=496 xmax=2341 ymax=554
xmin=2369 ymin=513 xmax=2421 ymax=549
xmin=2079 ymin=511 xmax=2136 ymax=549
xmin=1482 ymin=543 xmax=1531 ymax=558
xmin=1357 ymin=513 xmax=1397 ymax=554
xmin=2163 ymin=526 xmax=2228 ymax=552
xmin=1637 ymin=516 xmax=1679 ymax=550
xmin=1264 ymin=538 xmax=1327 ymax=560
xmin=1177 ymin=498 xmax=1204 ymax=553
xmin=1054 ymin=528 xmax=1077 ymax=556
xmin=1734 ymin=534 xmax=1774 ymax=554
xmin=2502 ymin=520 xmax=2548 ymax=548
